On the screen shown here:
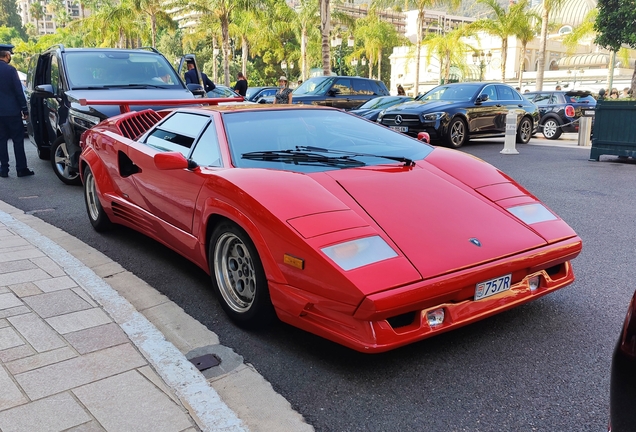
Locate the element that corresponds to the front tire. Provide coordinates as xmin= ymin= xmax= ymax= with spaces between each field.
xmin=83 ymin=166 xmax=112 ymax=232
xmin=51 ymin=136 xmax=81 ymax=185
xmin=516 ymin=116 xmax=533 ymax=144
xmin=542 ymin=118 xmax=562 ymax=140
xmin=209 ymin=222 xmax=274 ymax=328
xmin=445 ymin=117 xmax=468 ymax=149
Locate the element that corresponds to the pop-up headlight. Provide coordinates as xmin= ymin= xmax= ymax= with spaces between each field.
xmin=508 ymin=203 xmax=557 ymax=225
xmin=321 ymin=236 xmax=397 ymax=271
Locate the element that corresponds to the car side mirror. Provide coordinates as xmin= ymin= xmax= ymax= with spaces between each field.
xmin=187 ymin=83 xmax=206 ymax=98
xmin=328 ymin=88 xmax=341 ymax=96
xmin=476 ymin=94 xmax=489 ymax=104
xmin=154 ymin=152 xmax=190 ymax=170
xmin=417 ymin=132 xmax=431 ymax=144
xmin=33 ymin=84 xmax=55 ymax=98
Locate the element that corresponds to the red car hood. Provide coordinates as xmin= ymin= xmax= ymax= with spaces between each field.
xmin=324 ymin=166 xmax=547 ymax=278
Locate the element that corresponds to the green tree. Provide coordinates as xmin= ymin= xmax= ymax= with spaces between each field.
xmin=355 ymin=9 xmax=403 ymax=80
xmin=29 ymin=2 xmax=45 ymax=36
xmin=132 ymin=0 xmax=175 ymax=48
xmin=512 ymin=0 xmax=539 ymax=89
xmin=535 ymin=0 xmax=565 ymax=90
xmin=0 ymin=0 xmax=26 ymax=38
xmin=422 ymin=25 xmax=474 ymax=85
xmin=293 ymin=0 xmax=320 ymax=81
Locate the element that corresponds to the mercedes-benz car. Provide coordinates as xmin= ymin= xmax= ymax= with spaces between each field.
xmin=378 ymin=82 xmax=539 ymax=148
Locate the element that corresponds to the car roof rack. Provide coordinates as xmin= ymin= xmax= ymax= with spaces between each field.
xmin=139 ymin=46 xmax=160 ymax=54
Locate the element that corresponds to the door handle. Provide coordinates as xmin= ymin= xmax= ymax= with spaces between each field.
xmin=496 ymin=104 xmax=503 ymax=107
xmin=518 ymin=104 xmax=523 ymax=107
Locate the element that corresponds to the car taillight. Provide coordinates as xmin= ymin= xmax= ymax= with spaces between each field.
xmin=565 ymin=105 xmax=575 ymax=117
xmin=619 ymin=291 xmax=636 ymax=358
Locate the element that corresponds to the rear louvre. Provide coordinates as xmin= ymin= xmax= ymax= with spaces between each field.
xmin=114 ymin=109 xmax=163 ymax=140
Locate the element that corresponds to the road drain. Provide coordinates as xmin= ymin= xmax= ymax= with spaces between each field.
xmin=188 ymin=353 xmax=221 ymax=371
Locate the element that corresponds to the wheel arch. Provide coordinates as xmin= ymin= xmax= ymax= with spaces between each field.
xmin=539 ymin=113 xmax=562 ymax=125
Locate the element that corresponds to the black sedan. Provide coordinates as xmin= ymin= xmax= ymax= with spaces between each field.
xmin=377 ymin=82 xmax=539 ymax=148
xmin=350 ymin=96 xmax=413 ymax=121
xmin=524 ymin=90 xmax=596 ymax=140
xmin=610 ymin=289 xmax=636 ymax=432
xmin=245 ymin=86 xmax=278 ymax=103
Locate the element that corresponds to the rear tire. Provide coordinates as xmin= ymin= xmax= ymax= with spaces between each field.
xmin=516 ymin=117 xmax=533 ymax=144
xmin=542 ymin=118 xmax=562 ymax=140
xmin=209 ymin=222 xmax=275 ymax=328
xmin=83 ymin=165 xmax=112 ymax=232
xmin=51 ymin=136 xmax=81 ymax=185
xmin=445 ymin=117 xmax=468 ymax=149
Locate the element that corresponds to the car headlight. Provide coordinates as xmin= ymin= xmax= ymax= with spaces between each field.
xmin=321 ymin=236 xmax=398 ymax=271
xmin=508 ymin=203 xmax=557 ymax=225
xmin=422 ymin=112 xmax=444 ymax=121
xmin=69 ymin=110 xmax=101 ymax=129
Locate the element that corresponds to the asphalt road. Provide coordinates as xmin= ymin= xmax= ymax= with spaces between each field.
xmin=2 ymin=136 xmax=634 ymax=432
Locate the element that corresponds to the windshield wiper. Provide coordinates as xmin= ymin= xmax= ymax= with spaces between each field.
xmin=72 ymin=86 xmax=108 ymax=90
xmin=296 ymin=145 xmax=415 ymax=167
xmin=104 ymin=84 xmax=165 ymax=89
xmin=241 ymin=150 xmax=366 ymax=167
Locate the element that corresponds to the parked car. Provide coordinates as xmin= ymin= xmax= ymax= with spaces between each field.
xmin=378 ymin=82 xmax=539 ymax=148
xmin=523 ymin=90 xmax=596 ymax=140
xmin=25 ymin=46 xmax=203 ymax=185
xmin=79 ymin=101 xmax=581 ymax=353
xmin=245 ymin=86 xmax=278 ymax=103
xmin=609 ymin=288 xmax=636 ymax=432
xmin=291 ymin=76 xmax=390 ymax=110
xmin=350 ymin=95 xmax=413 ymax=121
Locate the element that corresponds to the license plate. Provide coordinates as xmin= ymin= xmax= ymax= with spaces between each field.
xmin=583 ymin=110 xmax=595 ymax=116
xmin=475 ymin=274 xmax=512 ymax=300
xmin=390 ymin=126 xmax=408 ymax=132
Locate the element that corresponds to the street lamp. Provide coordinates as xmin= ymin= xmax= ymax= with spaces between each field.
xmin=351 ymin=58 xmax=358 ymax=76
xmin=567 ymin=69 xmax=584 ymax=89
xmin=361 ymin=56 xmax=367 ymax=77
xmin=472 ymin=51 xmax=492 ymax=81
xmin=281 ymin=60 xmax=294 ymax=80
xmin=331 ymin=34 xmax=354 ymax=76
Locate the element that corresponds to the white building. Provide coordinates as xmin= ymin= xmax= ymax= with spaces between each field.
xmin=17 ymin=0 xmax=83 ymax=35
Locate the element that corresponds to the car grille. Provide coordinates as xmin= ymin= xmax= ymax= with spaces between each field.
xmin=381 ymin=114 xmax=421 ymax=126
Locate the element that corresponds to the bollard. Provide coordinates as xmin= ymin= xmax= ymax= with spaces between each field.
xmin=500 ymin=110 xmax=519 ymax=155
xmin=577 ymin=116 xmax=592 ymax=147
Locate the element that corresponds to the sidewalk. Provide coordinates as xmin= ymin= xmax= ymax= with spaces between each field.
xmin=0 ymin=201 xmax=312 ymax=432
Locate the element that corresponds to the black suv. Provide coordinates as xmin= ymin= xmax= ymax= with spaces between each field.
xmin=292 ymin=76 xmax=389 ymax=110
xmin=523 ymin=90 xmax=596 ymax=139
xmin=26 ymin=46 xmax=203 ymax=184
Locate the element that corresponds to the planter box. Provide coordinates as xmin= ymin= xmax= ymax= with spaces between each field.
xmin=589 ymin=100 xmax=636 ymax=161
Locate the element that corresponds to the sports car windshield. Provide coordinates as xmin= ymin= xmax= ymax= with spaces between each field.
xmin=416 ymin=84 xmax=481 ymax=102
xmin=224 ymin=109 xmax=433 ymax=172
xmin=358 ymin=96 xmax=412 ymax=109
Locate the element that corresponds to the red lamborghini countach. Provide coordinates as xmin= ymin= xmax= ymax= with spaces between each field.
xmin=79 ymin=100 xmax=582 ymax=353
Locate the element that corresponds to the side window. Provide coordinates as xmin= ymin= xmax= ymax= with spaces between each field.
xmin=496 ymin=85 xmax=515 ymax=101
xmin=482 ymin=85 xmax=498 ymax=101
xmin=144 ymin=112 xmax=210 ymax=157
xmin=352 ymin=79 xmax=374 ymax=95
xmin=191 ymin=121 xmax=222 ymax=167
xmin=533 ymin=93 xmax=552 ymax=106
xmin=50 ymin=55 xmax=60 ymax=94
xmin=332 ymin=78 xmax=353 ymax=96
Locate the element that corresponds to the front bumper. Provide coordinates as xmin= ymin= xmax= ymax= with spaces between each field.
xmin=269 ymin=236 xmax=582 ymax=353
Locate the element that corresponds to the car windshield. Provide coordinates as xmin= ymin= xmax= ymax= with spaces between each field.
xmin=207 ymin=86 xmax=240 ymax=98
xmin=64 ymin=51 xmax=183 ymax=89
xmin=358 ymin=96 xmax=411 ymax=109
xmin=245 ymin=88 xmax=260 ymax=100
xmin=293 ymin=77 xmax=334 ymax=96
xmin=223 ymin=109 xmax=433 ymax=173
xmin=417 ymin=84 xmax=481 ymax=102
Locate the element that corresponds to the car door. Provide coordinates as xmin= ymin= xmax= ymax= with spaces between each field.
xmin=529 ymin=92 xmax=554 ymax=120
xmin=349 ymin=79 xmax=376 ymax=109
xmin=118 ymin=112 xmax=211 ymax=234
xmin=467 ymin=84 xmax=501 ymax=135
xmin=495 ymin=85 xmax=524 ymax=132
xmin=327 ymin=78 xmax=355 ymax=109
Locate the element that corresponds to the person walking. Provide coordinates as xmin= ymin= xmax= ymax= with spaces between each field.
xmin=233 ymin=72 xmax=248 ymax=97
xmin=184 ymin=59 xmax=215 ymax=93
xmin=273 ymin=76 xmax=293 ymax=104
xmin=397 ymin=84 xmax=405 ymax=96
xmin=0 ymin=43 xmax=33 ymax=178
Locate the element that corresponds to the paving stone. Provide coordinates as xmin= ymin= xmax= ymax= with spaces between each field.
xmin=66 ymin=421 xmax=107 ymax=431
xmin=0 ymin=306 xmax=30 ymax=319
xmin=8 ymin=313 xmax=67 ymax=352
xmin=0 ymin=327 xmax=25 ymax=351
xmin=104 ymin=272 xmax=169 ymax=311
xmin=0 ymin=344 xmax=36 ymax=363
xmin=0 ymin=228 xmax=13 ymax=237
xmin=0 ymin=364 xmax=28 ymax=411
xmin=138 ymin=365 xmax=180 ymax=405
xmin=22 ymin=290 xmax=91 ymax=319
xmin=0 ymin=236 xmax=30 ymax=250
xmin=0 ymin=269 xmax=50 ymax=289
xmin=0 ymin=247 xmax=45 ymax=264
xmin=14 ymin=343 xmax=147 ymax=400
xmin=0 ymin=392 xmax=91 ymax=432
xmin=64 ymin=322 xmax=128 ymax=354
xmin=0 ymin=318 xmax=8 ymax=328
xmin=29 ymin=256 xmax=66 ymax=278
xmin=46 ymin=308 xmax=111 ymax=334
xmin=72 ymin=288 xmax=98 ymax=308
xmin=90 ymin=261 xmax=126 ymax=278
xmin=0 ymin=286 xmax=7 ymax=293
xmin=73 ymin=370 xmax=194 ymax=432
xmin=34 ymin=275 xmax=78 ymax=293
xmin=53 ymin=236 xmax=112 ymax=268
xmin=0 ymin=292 xmax=24 ymax=310
xmin=6 ymin=346 xmax=77 ymax=375
xmin=0 ymin=259 xmax=37 ymax=275
xmin=8 ymin=282 xmax=43 ymax=298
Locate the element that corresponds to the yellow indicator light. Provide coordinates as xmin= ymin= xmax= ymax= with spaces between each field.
xmin=284 ymin=254 xmax=305 ymax=270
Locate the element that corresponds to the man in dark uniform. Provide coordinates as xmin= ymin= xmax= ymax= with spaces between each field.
xmin=0 ymin=43 xmax=33 ymax=178
xmin=184 ymin=59 xmax=216 ymax=93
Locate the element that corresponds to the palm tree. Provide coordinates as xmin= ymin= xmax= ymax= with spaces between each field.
xmin=422 ymin=25 xmax=474 ymax=84
xmin=513 ymin=0 xmax=539 ymax=89
xmin=374 ymin=0 xmax=461 ymax=93
xmin=319 ymin=0 xmax=331 ymax=75
xmin=355 ymin=9 xmax=403 ymax=80
xmin=535 ymin=0 xmax=565 ymax=90
xmin=132 ymin=0 xmax=175 ymax=48
xmin=293 ymin=0 xmax=320 ymax=81
xmin=29 ymin=2 xmax=45 ymax=35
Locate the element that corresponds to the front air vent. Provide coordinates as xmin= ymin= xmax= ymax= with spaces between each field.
xmin=115 ymin=109 xmax=162 ymax=140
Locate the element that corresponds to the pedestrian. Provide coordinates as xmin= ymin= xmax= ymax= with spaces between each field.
xmin=0 ymin=43 xmax=33 ymax=178
xmin=597 ymin=88 xmax=606 ymax=100
xmin=397 ymin=84 xmax=405 ymax=96
xmin=610 ymin=88 xmax=620 ymax=99
xmin=620 ymin=87 xmax=631 ymax=99
xmin=273 ymin=76 xmax=293 ymax=104
xmin=184 ymin=59 xmax=215 ymax=93
xmin=555 ymin=85 xmax=561 ymax=90
xmin=233 ymin=72 xmax=248 ymax=97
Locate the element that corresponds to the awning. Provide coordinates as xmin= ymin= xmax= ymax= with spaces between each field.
xmin=557 ymin=54 xmax=610 ymax=68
